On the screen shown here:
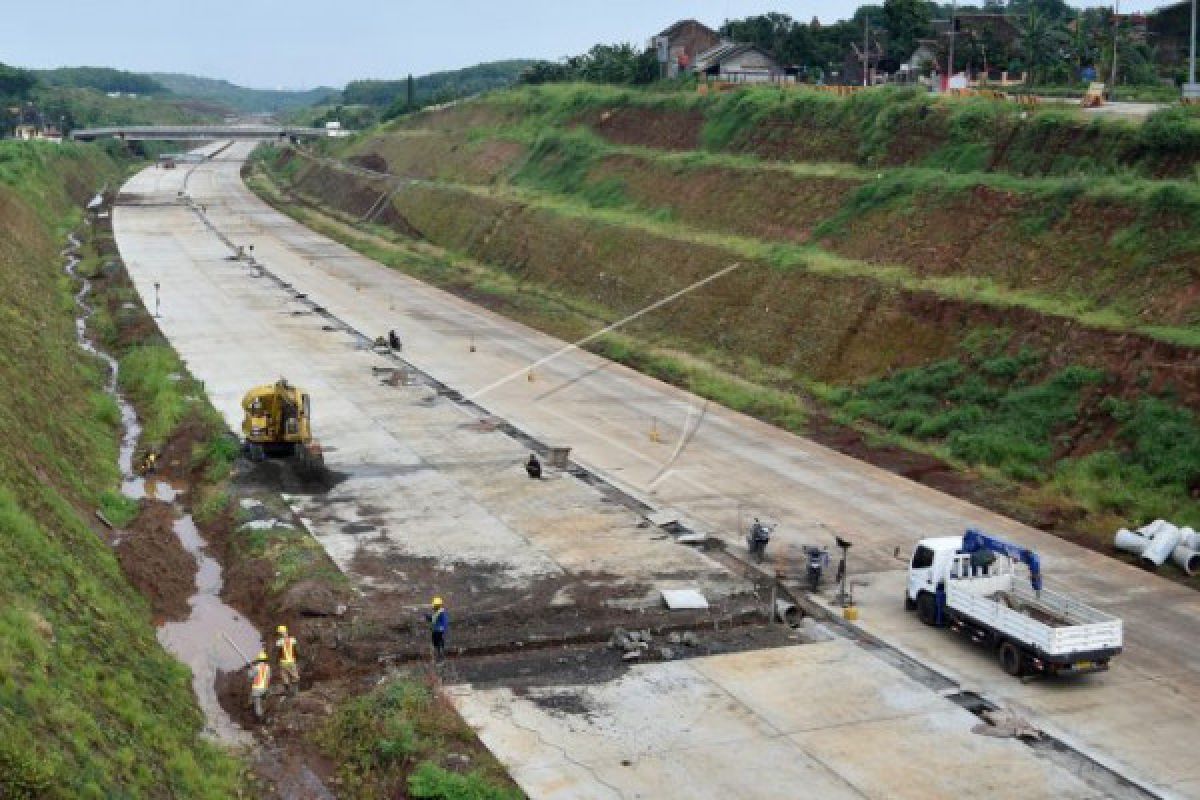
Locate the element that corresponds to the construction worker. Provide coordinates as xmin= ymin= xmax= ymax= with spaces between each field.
xmin=275 ymin=625 xmax=300 ymax=696
xmin=427 ymin=597 xmax=449 ymax=661
xmin=525 ymin=453 xmax=542 ymax=480
xmin=247 ymin=651 xmax=271 ymax=722
xmin=136 ymin=450 xmax=157 ymax=475
xmin=388 ymin=329 xmax=402 ymax=350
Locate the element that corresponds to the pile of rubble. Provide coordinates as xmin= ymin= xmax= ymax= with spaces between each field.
xmin=1114 ymin=519 xmax=1200 ymax=575
xmin=608 ymin=628 xmax=699 ymax=662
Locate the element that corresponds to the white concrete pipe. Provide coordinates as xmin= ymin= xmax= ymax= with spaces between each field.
xmin=1179 ymin=527 xmax=1200 ymax=550
xmin=1141 ymin=523 xmax=1182 ymax=569
xmin=1171 ymin=545 xmax=1200 ymax=576
xmin=1138 ymin=519 xmax=1171 ymax=538
xmin=1114 ymin=529 xmax=1148 ymax=555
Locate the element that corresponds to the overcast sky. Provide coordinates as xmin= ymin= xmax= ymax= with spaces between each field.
xmin=2 ymin=0 xmax=1173 ymax=89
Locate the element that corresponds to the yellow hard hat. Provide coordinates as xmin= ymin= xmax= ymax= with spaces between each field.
xmin=255 ymin=651 xmax=268 ymax=662
xmin=276 ymin=625 xmax=287 ymax=634
xmin=432 ymin=596 xmax=443 ymax=607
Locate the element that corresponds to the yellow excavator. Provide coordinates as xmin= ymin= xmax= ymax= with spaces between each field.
xmin=240 ymin=378 xmax=324 ymax=470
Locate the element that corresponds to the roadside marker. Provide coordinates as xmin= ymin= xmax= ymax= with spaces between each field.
xmin=650 ymin=418 xmax=662 ymax=444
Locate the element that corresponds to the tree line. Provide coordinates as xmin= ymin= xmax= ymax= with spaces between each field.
xmin=519 ymin=0 xmax=1181 ymax=88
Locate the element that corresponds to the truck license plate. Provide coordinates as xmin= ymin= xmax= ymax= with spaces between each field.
xmin=1073 ymin=661 xmax=1095 ymax=670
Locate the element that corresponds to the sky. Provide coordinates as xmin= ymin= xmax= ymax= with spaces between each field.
xmin=1 ymin=0 xmax=1176 ymax=89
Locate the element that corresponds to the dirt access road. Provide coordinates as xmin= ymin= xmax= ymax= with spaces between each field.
xmin=114 ymin=142 xmax=1199 ymax=798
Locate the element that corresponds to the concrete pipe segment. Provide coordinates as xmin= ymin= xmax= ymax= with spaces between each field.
xmin=1170 ymin=545 xmax=1200 ymax=576
xmin=1179 ymin=526 xmax=1200 ymax=550
xmin=1113 ymin=528 xmax=1148 ymax=555
xmin=1140 ymin=522 xmax=1182 ymax=568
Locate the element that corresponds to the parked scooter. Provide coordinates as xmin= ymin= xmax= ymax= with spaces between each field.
xmin=803 ymin=545 xmax=831 ymax=592
xmin=747 ymin=518 xmax=774 ymax=562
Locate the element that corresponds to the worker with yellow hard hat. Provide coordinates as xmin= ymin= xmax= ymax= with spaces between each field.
xmin=275 ymin=624 xmax=300 ymax=696
xmin=247 ymin=650 xmax=271 ymax=722
xmin=427 ymin=597 xmax=449 ymax=662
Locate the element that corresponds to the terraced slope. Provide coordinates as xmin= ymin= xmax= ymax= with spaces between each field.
xmin=249 ymin=84 xmax=1200 ymax=570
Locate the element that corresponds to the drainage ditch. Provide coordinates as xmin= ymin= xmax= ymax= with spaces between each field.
xmin=65 ymin=225 xmax=260 ymax=744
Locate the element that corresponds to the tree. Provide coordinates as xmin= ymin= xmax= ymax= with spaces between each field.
xmin=0 ymin=63 xmax=37 ymax=102
xmin=1019 ymin=5 xmax=1070 ymax=84
xmin=883 ymin=0 xmax=934 ymax=61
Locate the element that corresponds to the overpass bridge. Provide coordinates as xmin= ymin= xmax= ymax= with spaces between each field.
xmin=69 ymin=125 xmax=339 ymax=142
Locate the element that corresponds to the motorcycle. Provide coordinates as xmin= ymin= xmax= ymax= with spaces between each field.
xmin=746 ymin=518 xmax=774 ymax=562
xmin=803 ymin=545 xmax=831 ymax=592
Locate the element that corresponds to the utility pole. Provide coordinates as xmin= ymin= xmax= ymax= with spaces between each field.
xmin=863 ymin=14 xmax=871 ymax=86
xmin=947 ymin=0 xmax=958 ymax=88
xmin=1186 ymin=0 xmax=1199 ymax=99
xmin=1110 ymin=0 xmax=1120 ymax=100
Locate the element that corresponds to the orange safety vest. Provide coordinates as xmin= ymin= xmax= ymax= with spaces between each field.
xmin=251 ymin=662 xmax=270 ymax=691
xmin=278 ymin=636 xmax=296 ymax=665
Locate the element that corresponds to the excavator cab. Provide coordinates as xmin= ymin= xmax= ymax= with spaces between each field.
xmin=240 ymin=378 xmax=323 ymax=470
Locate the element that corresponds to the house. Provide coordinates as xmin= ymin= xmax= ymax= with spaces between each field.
xmin=651 ymin=19 xmax=722 ymax=78
xmin=693 ymin=42 xmax=781 ymax=83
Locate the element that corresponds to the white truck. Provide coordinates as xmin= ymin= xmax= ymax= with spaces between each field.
xmin=905 ymin=529 xmax=1123 ymax=677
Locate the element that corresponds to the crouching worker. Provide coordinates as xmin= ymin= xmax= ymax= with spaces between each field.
xmin=275 ymin=625 xmax=300 ymax=696
xmin=247 ymin=651 xmax=271 ymax=722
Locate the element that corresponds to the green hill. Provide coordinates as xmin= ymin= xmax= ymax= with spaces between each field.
xmin=342 ymin=59 xmax=537 ymax=108
xmin=37 ymin=67 xmax=166 ymax=96
xmin=148 ymin=72 xmax=337 ymax=113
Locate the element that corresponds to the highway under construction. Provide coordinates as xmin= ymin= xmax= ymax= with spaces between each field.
xmin=111 ymin=141 xmax=1200 ymax=799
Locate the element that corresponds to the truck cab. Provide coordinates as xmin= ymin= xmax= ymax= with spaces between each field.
xmin=905 ymin=536 xmax=966 ymax=609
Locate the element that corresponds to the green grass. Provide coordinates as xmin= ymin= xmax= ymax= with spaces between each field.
xmin=234 ymin=521 xmax=347 ymax=592
xmin=832 ymin=346 xmax=1200 ymax=531
xmin=117 ymin=344 xmax=219 ymax=448
xmin=464 ymin=83 xmax=1199 ymax=179
xmin=318 ymin=673 xmax=520 ymax=800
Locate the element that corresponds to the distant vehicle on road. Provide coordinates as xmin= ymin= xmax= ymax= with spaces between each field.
xmin=906 ymin=529 xmax=1123 ymax=678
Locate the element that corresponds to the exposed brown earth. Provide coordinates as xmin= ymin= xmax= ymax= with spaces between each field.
xmin=114 ymin=499 xmax=197 ymax=622
xmin=279 ymin=157 xmax=1200 ymax=412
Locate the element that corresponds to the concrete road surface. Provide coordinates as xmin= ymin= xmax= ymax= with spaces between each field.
xmin=113 ymin=142 xmax=1200 ymax=798
xmin=454 ymin=641 xmax=1101 ymax=800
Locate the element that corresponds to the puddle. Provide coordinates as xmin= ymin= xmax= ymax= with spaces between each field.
xmin=158 ymin=515 xmax=261 ymax=743
xmin=65 ymin=231 xmax=259 ymax=744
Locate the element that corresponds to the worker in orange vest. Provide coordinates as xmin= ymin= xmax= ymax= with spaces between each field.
xmin=275 ymin=624 xmax=300 ymax=696
xmin=248 ymin=651 xmax=271 ymax=722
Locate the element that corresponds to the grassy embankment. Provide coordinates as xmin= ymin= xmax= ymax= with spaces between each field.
xmin=0 ymin=142 xmax=246 ymax=797
xmin=249 ymin=83 xmax=1200 ymax=562
xmin=318 ymin=673 xmax=520 ymax=800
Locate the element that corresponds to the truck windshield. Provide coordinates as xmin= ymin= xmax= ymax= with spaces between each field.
xmin=911 ymin=546 xmax=934 ymax=569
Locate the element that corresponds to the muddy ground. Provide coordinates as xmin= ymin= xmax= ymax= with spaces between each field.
xmin=113 ymin=498 xmax=197 ymax=622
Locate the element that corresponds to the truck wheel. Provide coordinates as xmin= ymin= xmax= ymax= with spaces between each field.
xmin=999 ymin=641 xmax=1025 ymax=677
xmin=904 ymin=593 xmax=917 ymax=611
xmin=916 ymin=593 xmax=938 ymax=626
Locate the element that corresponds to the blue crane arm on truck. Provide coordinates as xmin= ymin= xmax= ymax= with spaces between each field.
xmin=905 ymin=530 xmax=1121 ymax=678
xmin=961 ymin=528 xmax=1042 ymax=592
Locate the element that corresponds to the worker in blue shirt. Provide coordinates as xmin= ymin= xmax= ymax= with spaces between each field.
xmin=428 ymin=597 xmax=449 ymax=661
